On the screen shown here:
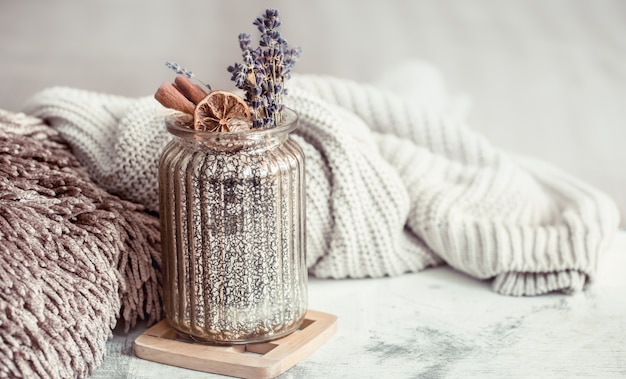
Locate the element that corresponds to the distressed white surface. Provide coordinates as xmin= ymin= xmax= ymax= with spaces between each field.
xmin=92 ymin=232 xmax=626 ymax=378
xmin=1 ymin=1 xmax=624 ymax=376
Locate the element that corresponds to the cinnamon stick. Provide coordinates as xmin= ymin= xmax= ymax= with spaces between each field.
xmin=174 ymin=75 xmax=209 ymax=104
xmin=154 ymin=82 xmax=195 ymax=114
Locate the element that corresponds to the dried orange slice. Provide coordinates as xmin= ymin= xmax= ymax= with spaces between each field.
xmin=193 ymin=90 xmax=251 ymax=132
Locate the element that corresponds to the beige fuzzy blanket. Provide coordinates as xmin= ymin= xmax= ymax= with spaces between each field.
xmin=0 ymin=110 xmax=161 ymax=378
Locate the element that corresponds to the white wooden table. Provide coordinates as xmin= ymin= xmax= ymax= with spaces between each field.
xmin=1 ymin=2 xmax=624 ymax=377
xmin=91 ymin=231 xmax=626 ymax=378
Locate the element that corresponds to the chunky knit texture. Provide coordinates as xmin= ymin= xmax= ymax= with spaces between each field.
xmin=24 ymin=67 xmax=620 ymax=296
xmin=0 ymin=110 xmax=161 ymax=378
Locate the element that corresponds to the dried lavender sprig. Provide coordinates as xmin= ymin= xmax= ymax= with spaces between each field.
xmin=228 ymin=33 xmax=270 ymax=128
xmin=165 ymin=61 xmax=212 ymax=92
xmin=258 ymin=9 xmax=300 ymax=127
xmin=228 ymin=8 xmax=300 ymax=129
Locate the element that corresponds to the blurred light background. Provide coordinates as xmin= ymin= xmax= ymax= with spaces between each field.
xmin=1 ymin=0 xmax=625 ymax=223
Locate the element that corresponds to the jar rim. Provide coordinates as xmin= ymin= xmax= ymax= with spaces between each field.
xmin=165 ymin=107 xmax=298 ymax=140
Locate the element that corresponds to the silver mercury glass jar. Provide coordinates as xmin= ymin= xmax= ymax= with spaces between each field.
xmin=158 ymin=108 xmax=307 ymax=344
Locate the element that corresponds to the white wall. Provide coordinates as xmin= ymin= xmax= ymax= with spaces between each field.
xmin=1 ymin=0 xmax=624 ymax=223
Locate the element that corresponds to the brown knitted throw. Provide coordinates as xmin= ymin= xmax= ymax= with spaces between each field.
xmin=0 ymin=110 xmax=162 ymax=378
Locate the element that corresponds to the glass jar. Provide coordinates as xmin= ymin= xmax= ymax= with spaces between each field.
xmin=158 ymin=108 xmax=307 ymax=344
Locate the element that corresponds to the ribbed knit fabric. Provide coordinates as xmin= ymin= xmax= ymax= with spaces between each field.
xmin=23 ymin=67 xmax=620 ymax=296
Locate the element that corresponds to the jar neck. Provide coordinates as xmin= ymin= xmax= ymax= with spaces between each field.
xmin=165 ymin=108 xmax=298 ymax=152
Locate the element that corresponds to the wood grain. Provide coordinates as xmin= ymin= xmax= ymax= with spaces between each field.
xmin=133 ymin=310 xmax=337 ymax=379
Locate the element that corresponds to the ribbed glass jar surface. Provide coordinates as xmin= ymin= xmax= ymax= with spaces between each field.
xmin=158 ymin=108 xmax=307 ymax=344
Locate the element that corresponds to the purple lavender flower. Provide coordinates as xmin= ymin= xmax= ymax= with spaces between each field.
xmin=165 ymin=61 xmax=212 ymax=91
xmin=166 ymin=61 xmax=193 ymax=78
xmin=228 ymin=8 xmax=301 ymax=129
xmin=238 ymin=33 xmax=252 ymax=51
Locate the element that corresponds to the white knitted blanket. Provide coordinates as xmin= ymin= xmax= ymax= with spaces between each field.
xmin=24 ymin=67 xmax=620 ymax=296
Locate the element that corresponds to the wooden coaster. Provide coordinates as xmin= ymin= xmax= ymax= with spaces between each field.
xmin=133 ymin=310 xmax=337 ymax=379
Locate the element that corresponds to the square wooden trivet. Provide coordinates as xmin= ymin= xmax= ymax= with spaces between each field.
xmin=133 ymin=310 xmax=337 ymax=379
